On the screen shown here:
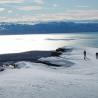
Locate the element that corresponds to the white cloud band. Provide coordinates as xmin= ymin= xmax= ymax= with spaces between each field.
xmin=17 ymin=6 xmax=42 ymax=11
xmin=0 ymin=0 xmax=24 ymax=4
xmin=0 ymin=10 xmax=98 ymax=22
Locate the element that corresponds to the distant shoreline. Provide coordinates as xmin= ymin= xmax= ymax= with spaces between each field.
xmin=0 ymin=32 xmax=98 ymax=36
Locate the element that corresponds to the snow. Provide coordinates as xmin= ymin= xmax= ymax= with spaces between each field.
xmin=0 ymin=46 xmax=98 ymax=98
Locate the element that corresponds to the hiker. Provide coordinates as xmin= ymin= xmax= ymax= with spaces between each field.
xmin=96 ymin=53 xmax=98 ymax=59
xmin=83 ymin=50 xmax=86 ymax=60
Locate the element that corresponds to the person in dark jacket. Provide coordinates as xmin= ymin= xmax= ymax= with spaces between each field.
xmin=96 ymin=53 xmax=98 ymax=59
xmin=83 ymin=50 xmax=86 ymax=60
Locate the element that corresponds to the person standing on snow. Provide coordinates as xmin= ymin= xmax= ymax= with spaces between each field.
xmin=83 ymin=50 xmax=86 ymax=60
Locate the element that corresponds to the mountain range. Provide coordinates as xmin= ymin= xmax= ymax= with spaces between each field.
xmin=0 ymin=21 xmax=98 ymax=35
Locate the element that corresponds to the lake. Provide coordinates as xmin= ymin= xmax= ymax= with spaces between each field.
xmin=0 ymin=32 xmax=98 ymax=54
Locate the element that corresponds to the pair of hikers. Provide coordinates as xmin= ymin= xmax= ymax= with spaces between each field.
xmin=83 ymin=50 xmax=98 ymax=60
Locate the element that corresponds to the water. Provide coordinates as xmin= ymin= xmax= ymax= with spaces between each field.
xmin=0 ymin=32 xmax=98 ymax=54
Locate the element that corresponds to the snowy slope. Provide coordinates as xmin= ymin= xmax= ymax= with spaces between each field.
xmin=40 ymin=46 xmax=98 ymax=75
xmin=0 ymin=46 xmax=98 ymax=98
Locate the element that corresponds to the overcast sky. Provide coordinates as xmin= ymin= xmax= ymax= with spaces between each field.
xmin=0 ymin=0 xmax=98 ymax=22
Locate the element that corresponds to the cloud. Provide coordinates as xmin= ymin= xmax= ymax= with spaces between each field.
xmin=33 ymin=0 xmax=44 ymax=5
xmin=0 ymin=10 xmax=98 ymax=22
xmin=77 ymin=5 xmax=89 ymax=8
xmin=8 ymin=10 xmax=13 ymax=13
xmin=0 ymin=0 xmax=24 ymax=4
xmin=53 ymin=4 xmax=59 ymax=7
xmin=38 ymin=10 xmax=98 ymax=21
xmin=0 ymin=8 xmax=5 ymax=12
xmin=17 ymin=6 xmax=42 ymax=11
xmin=0 ymin=15 xmax=38 ymax=22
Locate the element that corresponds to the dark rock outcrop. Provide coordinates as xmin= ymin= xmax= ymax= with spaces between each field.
xmin=0 ymin=51 xmax=51 ymax=63
xmin=56 ymin=48 xmax=65 ymax=52
xmin=0 ymin=66 xmax=5 ymax=71
xmin=51 ymin=51 xmax=62 ymax=57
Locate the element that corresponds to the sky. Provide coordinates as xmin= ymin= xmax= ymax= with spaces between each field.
xmin=0 ymin=0 xmax=98 ymax=22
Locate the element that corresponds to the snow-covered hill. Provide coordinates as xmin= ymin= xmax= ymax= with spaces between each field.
xmin=0 ymin=46 xmax=98 ymax=98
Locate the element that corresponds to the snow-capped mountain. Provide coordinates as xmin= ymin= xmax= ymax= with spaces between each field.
xmin=0 ymin=20 xmax=98 ymax=35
